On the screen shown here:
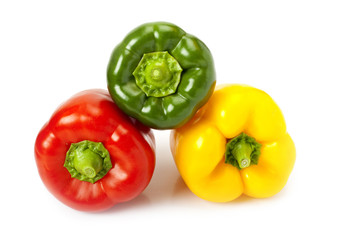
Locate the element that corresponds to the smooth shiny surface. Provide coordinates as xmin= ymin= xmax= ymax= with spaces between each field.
xmin=171 ymin=84 xmax=296 ymax=202
xmin=107 ymin=22 xmax=216 ymax=129
xmin=35 ymin=89 xmax=156 ymax=212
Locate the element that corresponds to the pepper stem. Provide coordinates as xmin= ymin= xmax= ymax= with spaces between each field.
xmin=225 ymin=133 xmax=262 ymax=170
xmin=133 ymin=51 xmax=182 ymax=97
xmin=64 ymin=140 xmax=112 ymax=183
xmin=73 ymin=149 xmax=103 ymax=178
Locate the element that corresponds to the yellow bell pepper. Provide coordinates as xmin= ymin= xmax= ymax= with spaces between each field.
xmin=170 ymin=84 xmax=296 ymax=202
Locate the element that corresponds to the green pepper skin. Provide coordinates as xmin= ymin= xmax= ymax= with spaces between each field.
xmin=107 ymin=22 xmax=216 ymax=129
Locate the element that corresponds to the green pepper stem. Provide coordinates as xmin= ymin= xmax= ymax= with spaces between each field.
xmin=225 ymin=133 xmax=262 ymax=170
xmin=148 ymin=64 xmax=171 ymax=83
xmin=133 ymin=51 xmax=182 ymax=97
xmin=64 ymin=140 xmax=112 ymax=183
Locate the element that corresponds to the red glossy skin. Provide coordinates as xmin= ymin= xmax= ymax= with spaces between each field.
xmin=35 ymin=89 xmax=155 ymax=212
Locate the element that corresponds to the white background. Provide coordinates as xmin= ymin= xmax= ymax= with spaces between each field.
xmin=1 ymin=0 xmax=359 ymax=239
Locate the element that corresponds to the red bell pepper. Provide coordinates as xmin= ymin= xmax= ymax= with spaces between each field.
xmin=34 ymin=89 xmax=155 ymax=212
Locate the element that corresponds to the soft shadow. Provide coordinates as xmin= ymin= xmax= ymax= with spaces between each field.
xmin=138 ymin=130 xmax=183 ymax=203
xmin=101 ymin=194 xmax=151 ymax=214
xmin=228 ymin=186 xmax=291 ymax=205
xmin=230 ymin=195 xmax=255 ymax=204
xmin=172 ymin=176 xmax=193 ymax=199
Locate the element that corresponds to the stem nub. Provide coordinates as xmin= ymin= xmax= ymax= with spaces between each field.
xmin=133 ymin=51 xmax=182 ymax=97
xmin=64 ymin=140 xmax=112 ymax=183
xmin=225 ymin=133 xmax=262 ymax=170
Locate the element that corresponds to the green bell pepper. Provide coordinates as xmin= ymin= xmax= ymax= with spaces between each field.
xmin=107 ymin=22 xmax=216 ymax=129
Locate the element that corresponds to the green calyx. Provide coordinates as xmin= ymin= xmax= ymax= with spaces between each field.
xmin=64 ymin=140 xmax=112 ymax=183
xmin=133 ymin=51 xmax=182 ymax=97
xmin=225 ymin=133 xmax=262 ymax=170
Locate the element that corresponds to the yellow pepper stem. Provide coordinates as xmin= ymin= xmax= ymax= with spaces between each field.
xmin=231 ymin=143 xmax=252 ymax=168
xmin=225 ymin=133 xmax=262 ymax=170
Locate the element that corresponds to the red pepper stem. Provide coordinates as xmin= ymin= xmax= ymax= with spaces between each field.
xmin=64 ymin=140 xmax=112 ymax=184
xmin=73 ymin=149 xmax=103 ymax=178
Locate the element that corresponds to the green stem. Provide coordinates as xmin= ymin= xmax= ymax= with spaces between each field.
xmin=231 ymin=142 xmax=252 ymax=168
xmin=225 ymin=133 xmax=262 ymax=170
xmin=73 ymin=149 xmax=103 ymax=178
xmin=133 ymin=51 xmax=182 ymax=97
xmin=64 ymin=140 xmax=112 ymax=183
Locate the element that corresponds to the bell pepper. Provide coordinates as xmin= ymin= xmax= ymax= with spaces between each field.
xmin=170 ymin=84 xmax=296 ymax=202
xmin=107 ymin=22 xmax=216 ymax=129
xmin=34 ymin=89 xmax=155 ymax=212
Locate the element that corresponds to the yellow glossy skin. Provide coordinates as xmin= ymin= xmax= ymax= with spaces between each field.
xmin=170 ymin=84 xmax=296 ymax=202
